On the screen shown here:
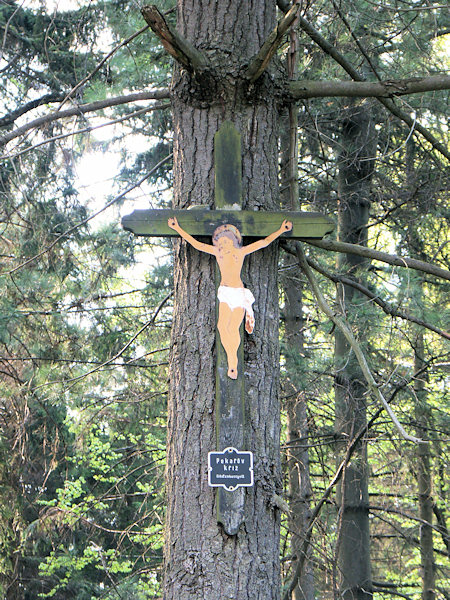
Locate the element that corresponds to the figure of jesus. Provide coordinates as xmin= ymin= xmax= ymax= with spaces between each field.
xmin=168 ymin=216 xmax=293 ymax=379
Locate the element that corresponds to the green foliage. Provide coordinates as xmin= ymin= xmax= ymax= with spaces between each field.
xmin=0 ymin=0 xmax=171 ymax=579
xmin=0 ymin=0 xmax=448 ymax=597
xmin=279 ymin=1 xmax=449 ymax=596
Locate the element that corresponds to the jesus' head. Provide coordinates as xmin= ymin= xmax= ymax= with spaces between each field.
xmin=212 ymin=224 xmax=242 ymax=248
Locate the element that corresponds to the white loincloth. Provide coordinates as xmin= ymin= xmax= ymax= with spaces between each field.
xmin=217 ymin=285 xmax=255 ymax=333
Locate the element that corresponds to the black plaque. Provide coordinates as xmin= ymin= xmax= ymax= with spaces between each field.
xmin=208 ymin=447 xmax=254 ymax=492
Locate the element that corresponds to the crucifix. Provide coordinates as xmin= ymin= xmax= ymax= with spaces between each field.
xmin=167 ymin=215 xmax=293 ymax=379
xmin=121 ymin=121 xmax=334 ymax=535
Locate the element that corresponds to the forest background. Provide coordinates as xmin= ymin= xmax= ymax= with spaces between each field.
xmin=0 ymin=0 xmax=448 ymax=599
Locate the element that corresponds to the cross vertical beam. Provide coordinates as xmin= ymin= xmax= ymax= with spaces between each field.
xmin=120 ymin=123 xmax=335 ymax=537
xmin=214 ymin=121 xmax=246 ymax=535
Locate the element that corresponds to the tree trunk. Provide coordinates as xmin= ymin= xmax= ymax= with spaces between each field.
xmin=334 ymin=102 xmax=375 ymax=600
xmin=405 ymin=140 xmax=436 ymax=600
xmin=414 ymin=333 xmax=436 ymax=600
xmin=280 ymin=106 xmax=314 ymax=600
xmin=284 ymin=295 xmax=314 ymax=600
xmin=164 ymin=2 xmax=283 ymax=598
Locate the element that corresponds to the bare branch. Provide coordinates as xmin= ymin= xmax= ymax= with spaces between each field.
xmin=0 ymin=89 xmax=170 ymax=148
xmin=244 ymin=3 xmax=300 ymax=82
xmin=281 ymin=244 xmax=450 ymax=340
xmin=295 ymin=14 xmax=450 ymax=162
xmin=288 ymin=75 xmax=450 ymax=99
xmin=304 ymin=238 xmax=450 ymax=281
xmin=396 ymin=5 xmax=448 ymax=12
xmin=57 ymin=290 xmax=173 ymax=388
xmin=141 ymin=5 xmax=209 ymax=72
xmin=280 ymin=355 xmax=436 ymax=599
xmin=3 ymin=74 xmax=446 ymax=153
xmin=433 ymin=503 xmax=450 ymax=555
xmin=282 ymin=407 xmax=384 ymax=600
xmin=371 ymin=586 xmax=414 ymax=600
xmin=1 ymin=103 xmax=170 ymax=162
xmin=0 ymin=93 xmax=65 ymax=128
xmin=370 ymin=505 xmax=444 ymax=535
xmin=294 ymin=241 xmax=424 ymax=444
xmin=1 ymin=355 xmax=167 ymax=369
xmin=379 ymin=95 xmax=450 ymax=161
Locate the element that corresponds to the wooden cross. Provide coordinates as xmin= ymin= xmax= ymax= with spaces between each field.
xmin=121 ymin=121 xmax=334 ymax=535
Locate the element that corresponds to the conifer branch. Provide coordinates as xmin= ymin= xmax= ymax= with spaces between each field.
xmin=0 ymin=153 xmax=173 ymax=276
xmin=295 ymin=14 xmax=450 ymax=161
xmin=244 ymin=2 xmax=300 ymax=82
xmin=58 ymin=25 xmax=151 ymax=110
xmin=0 ymin=93 xmax=65 ymax=128
xmin=288 ymin=75 xmax=450 ymax=99
xmin=281 ymin=242 xmax=450 ymax=340
xmin=55 ymin=290 xmax=173 ymax=389
xmin=294 ymin=241 xmax=424 ymax=445
xmin=331 ymin=0 xmax=382 ymax=82
xmin=0 ymin=90 xmax=170 ymax=148
xmin=304 ymin=238 xmax=450 ymax=281
xmin=141 ymin=5 xmax=209 ymax=72
xmin=1 ymin=103 xmax=170 ymax=161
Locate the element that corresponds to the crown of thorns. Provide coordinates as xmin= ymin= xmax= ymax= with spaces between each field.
xmin=212 ymin=224 xmax=242 ymax=247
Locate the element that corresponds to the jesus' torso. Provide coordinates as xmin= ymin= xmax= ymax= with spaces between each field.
xmin=215 ymin=246 xmax=246 ymax=288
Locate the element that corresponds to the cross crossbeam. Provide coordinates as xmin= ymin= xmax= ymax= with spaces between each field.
xmin=122 ymin=208 xmax=334 ymax=240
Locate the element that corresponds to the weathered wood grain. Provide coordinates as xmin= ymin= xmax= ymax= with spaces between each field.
xmin=122 ymin=208 xmax=334 ymax=240
xmin=214 ymin=121 xmax=246 ymax=535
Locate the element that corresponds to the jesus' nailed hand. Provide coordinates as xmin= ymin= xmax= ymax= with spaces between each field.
xmin=168 ymin=216 xmax=293 ymax=379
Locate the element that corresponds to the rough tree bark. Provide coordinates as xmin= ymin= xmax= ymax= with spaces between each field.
xmin=405 ymin=140 xmax=436 ymax=600
xmin=283 ymin=262 xmax=314 ymax=600
xmin=279 ymin=11 xmax=314 ymax=598
xmin=334 ymin=101 xmax=375 ymax=600
xmin=414 ymin=332 xmax=436 ymax=600
xmin=164 ymin=2 xmax=283 ymax=598
xmin=280 ymin=110 xmax=314 ymax=600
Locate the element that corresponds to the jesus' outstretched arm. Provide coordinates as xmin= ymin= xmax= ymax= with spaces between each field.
xmin=241 ymin=219 xmax=292 ymax=255
xmin=168 ymin=217 xmax=217 ymax=255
